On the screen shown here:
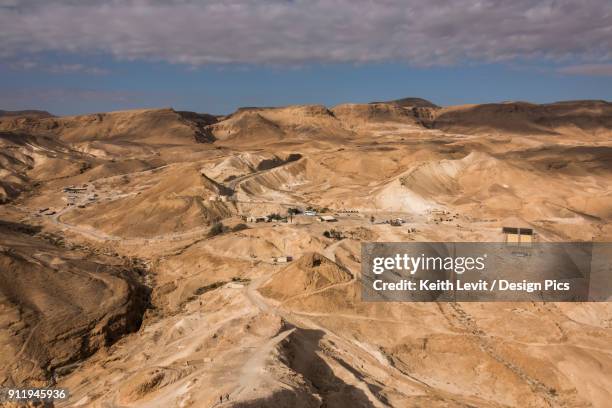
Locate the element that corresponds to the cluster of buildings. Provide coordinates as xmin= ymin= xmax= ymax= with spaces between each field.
xmin=63 ymin=184 xmax=97 ymax=208
xmin=246 ymin=214 xmax=338 ymax=223
xmin=428 ymin=209 xmax=458 ymax=223
xmin=301 ymin=209 xmax=339 ymax=222
xmin=63 ymin=185 xmax=88 ymax=194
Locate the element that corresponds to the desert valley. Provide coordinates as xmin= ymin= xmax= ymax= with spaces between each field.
xmin=1 ymin=98 xmax=611 ymax=407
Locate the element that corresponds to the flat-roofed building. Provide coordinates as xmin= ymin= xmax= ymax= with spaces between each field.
xmin=502 ymin=227 xmax=534 ymax=245
xmin=318 ymin=215 xmax=337 ymax=222
xmin=247 ymin=216 xmax=270 ymax=223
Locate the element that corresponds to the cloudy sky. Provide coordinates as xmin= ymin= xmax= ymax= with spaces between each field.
xmin=1 ymin=0 xmax=611 ymax=115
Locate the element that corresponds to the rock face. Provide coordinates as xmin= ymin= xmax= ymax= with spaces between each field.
xmin=0 ymin=221 xmax=150 ymax=386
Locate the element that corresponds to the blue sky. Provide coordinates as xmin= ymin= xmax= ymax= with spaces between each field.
xmin=1 ymin=1 xmax=611 ymax=116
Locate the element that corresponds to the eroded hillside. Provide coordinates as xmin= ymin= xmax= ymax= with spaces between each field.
xmin=0 ymin=99 xmax=611 ymax=407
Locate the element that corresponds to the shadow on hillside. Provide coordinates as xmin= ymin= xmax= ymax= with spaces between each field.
xmin=232 ymin=327 xmax=376 ymax=408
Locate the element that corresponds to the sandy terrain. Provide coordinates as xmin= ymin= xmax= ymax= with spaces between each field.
xmin=0 ymin=99 xmax=611 ymax=407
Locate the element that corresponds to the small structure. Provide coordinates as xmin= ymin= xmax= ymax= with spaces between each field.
xmin=63 ymin=186 xmax=87 ymax=194
xmin=323 ymin=229 xmax=344 ymax=240
xmin=318 ymin=215 xmax=337 ymax=222
xmin=209 ymin=195 xmax=232 ymax=202
xmin=247 ymin=216 xmax=270 ymax=223
xmin=304 ymin=210 xmax=317 ymax=216
xmin=502 ymin=227 xmax=534 ymax=245
xmin=272 ymin=256 xmax=293 ymax=264
xmin=389 ymin=218 xmax=404 ymax=226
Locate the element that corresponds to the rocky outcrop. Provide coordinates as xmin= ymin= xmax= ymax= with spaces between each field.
xmin=0 ymin=223 xmax=150 ymax=386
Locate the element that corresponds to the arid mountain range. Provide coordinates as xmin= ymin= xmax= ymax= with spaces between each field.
xmin=0 ymin=98 xmax=611 ymax=407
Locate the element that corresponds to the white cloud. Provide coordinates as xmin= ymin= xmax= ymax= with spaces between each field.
xmin=46 ymin=64 xmax=109 ymax=75
xmin=7 ymin=60 xmax=109 ymax=75
xmin=558 ymin=64 xmax=612 ymax=76
xmin=0 ymin=0 xmax=611 ymax=67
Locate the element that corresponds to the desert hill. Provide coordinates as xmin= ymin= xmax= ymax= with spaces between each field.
xmin=207 ymin=99 xmax=612 ymax=143
xmin=210 ymin=110 xmax=287 ymax=143
xmin=0 ymin=108 xmax=217 ymax=146
xmin=372 ymin=96 xmax=440 ymax=108
xmin=0 ymin=98 xmax=611 ymax=407
xmin=3 ymin=99 xmax=611 ymax=149
xmin=331 ymin=103 xmax=421 ymax=127
xmin=431 ymin=100 xmax=612 ymax=136
xmin=375 ymin=150 xmax=612 ymax=221
xmin=0 ymin=109 xmax=54 ymax=118
xmin=209 ymin=104 xmax=353 ymax=145
xmin=0 ymin=130 xmax=97 ymax=203
xmin=61 ymin=163 xmax=233 ymax=238
xmin=259 ymin=252 xmax=353 ymax=300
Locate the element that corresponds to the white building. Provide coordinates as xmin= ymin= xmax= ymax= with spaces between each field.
xmin=318 ymin=215 xmax=337 ymax=222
